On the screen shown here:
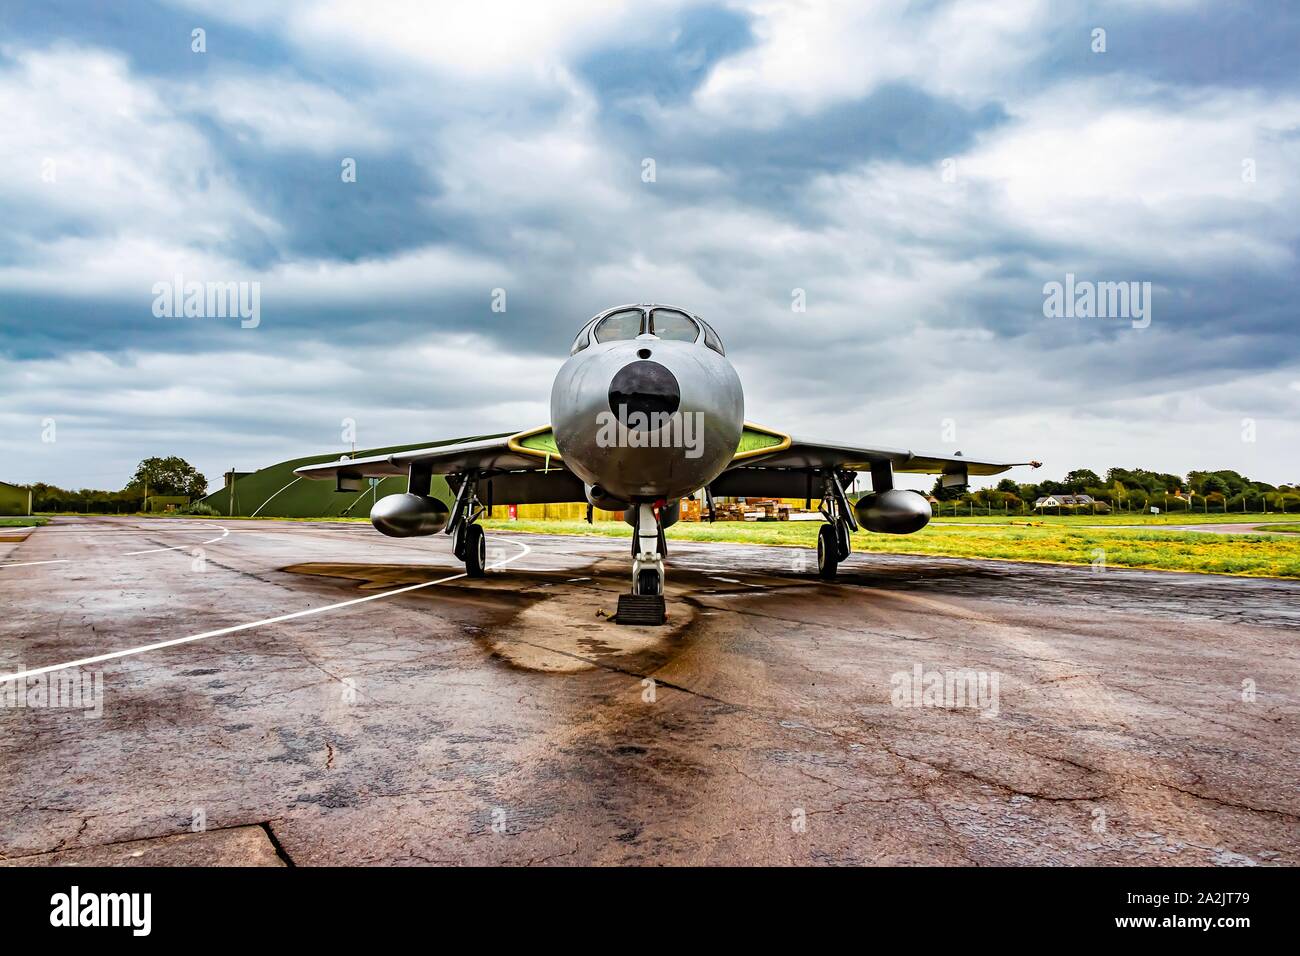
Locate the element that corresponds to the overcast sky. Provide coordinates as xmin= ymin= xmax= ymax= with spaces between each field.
xmin=2 ymin=0 xmax=1298 ymax=494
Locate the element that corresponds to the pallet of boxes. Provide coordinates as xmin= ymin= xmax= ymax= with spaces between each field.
xmin=744 ymin=498 xmax=791 ymax=521
xmin=713 ymin=500 xmax=747 ymax=521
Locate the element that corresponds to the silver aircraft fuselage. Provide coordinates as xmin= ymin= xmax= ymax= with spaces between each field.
xmin=550 ymin=304 xmax=743 ymax=506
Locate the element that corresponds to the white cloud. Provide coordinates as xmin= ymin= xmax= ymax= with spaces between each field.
xmin=165 ymin=0 xmax=685 ymax=77
xmin=0 ymin=335 xmax=561 ymax=490
xmin=0 ymin=45 xmax=274 ymax=254
xmin=696 ymin=0 xmax=1053 ymax=122
xmin=959 ymin=79 xmax=1300 ymax=268
xmin=176 ymin=73 xmax=392 ymax=153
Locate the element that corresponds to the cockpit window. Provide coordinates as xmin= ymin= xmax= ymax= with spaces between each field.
xmin=570 ymin=322 xmax=594 ymax=355
xmin=696 ymin=316 xmax=725 ymax=355
xmin=650 ymin=309 xmax=698 ymax=343
xmin=593 ymin=309 xmax=644 ymax=343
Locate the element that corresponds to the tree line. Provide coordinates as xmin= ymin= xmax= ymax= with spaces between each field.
xmin=930 ymin=467 xmax=1300 ymax=513
xmin=28 ymin=457 xmax=208 ymax=513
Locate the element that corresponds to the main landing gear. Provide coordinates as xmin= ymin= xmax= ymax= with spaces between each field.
xmin=816 ymin=470 xmax=856 ymax=580
xmin=617 ymin=500 xmax=667 ymax=625
xmin=447 ymin=472 xmax=487 ymax=577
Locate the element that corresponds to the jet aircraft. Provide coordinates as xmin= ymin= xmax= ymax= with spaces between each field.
xmin=297 ymin=304 xmax=1039 ymax=624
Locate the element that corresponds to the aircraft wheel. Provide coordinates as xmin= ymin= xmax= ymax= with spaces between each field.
xmin=817 ymin=524 xmax=839 ymax=580
xmin=453 ymin=522 xmax=468 ymax=561
xmin=837 ymin=522 xmax=852 ymax=561
xmin=464 ymin=524 xmax=486 ymax=577
xmin=637 ymin=567 xmax=662 ymax=596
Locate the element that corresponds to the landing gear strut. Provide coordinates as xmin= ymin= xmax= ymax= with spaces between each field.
xmin=618 ymin=500 xmax=667 ymax=625
xmin=447 ymin=472 xmax=487 ymax=578
xmin=816 ymin=469 xmax=857 ymax=581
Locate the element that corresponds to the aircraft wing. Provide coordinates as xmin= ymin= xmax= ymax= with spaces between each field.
xmin=712 ymin=428 xmax=1039 ymax=498
xmin=293 ymin=422 xmax=1037 ymax=503
xmin=294 ymin=427 xmax=586 ymax=505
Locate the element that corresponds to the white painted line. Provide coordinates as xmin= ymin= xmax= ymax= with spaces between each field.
xmin=0 ymin=537 xmax=532 ymax=683
xmin=4 ymin=523 xmax=231 ymax=565
xmin=250 ymin=476 xmax=303 ymax=517
xmin=37 ymin=529 xmax=233 ymax=534
xmin=122 ymin=526 xmax=231 ymax=555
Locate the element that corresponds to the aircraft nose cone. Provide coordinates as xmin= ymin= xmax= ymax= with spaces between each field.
xmin=608 ymin=360 xmax=680 ymax=425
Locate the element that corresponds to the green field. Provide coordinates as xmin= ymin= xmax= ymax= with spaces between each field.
xmin=480 ymin=517 xmax=1300 ymax=578
xmin=928 ymin=511 xmax=1294 ymax=526
xmin=0 ymin=517 xmax=46 ymax=528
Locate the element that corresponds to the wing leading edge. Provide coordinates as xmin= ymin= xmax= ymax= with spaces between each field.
xmin=732 ymin=435 xmax=1036 ymax=475
xmin=711 ymin=431 xmax=1039 ymax=499
xmin=293 ymin=429 xmax=584 ymax=506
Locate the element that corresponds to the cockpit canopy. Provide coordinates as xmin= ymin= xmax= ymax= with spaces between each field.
xmin=570 ymin=305 xmax=725 ymax=356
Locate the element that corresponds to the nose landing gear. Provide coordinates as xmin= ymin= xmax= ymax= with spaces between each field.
xmin=617 ymin=500 xmax=667 ymax=625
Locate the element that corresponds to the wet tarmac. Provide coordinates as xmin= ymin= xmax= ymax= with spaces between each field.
xmin=1 ymin=516 xmax=1296 ymax=866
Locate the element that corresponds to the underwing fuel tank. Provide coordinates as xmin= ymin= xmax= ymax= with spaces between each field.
xmin=854 ymin=489 xmax=931 ymax=534
xmin=370 ymin=493 xmax=449 ymax=537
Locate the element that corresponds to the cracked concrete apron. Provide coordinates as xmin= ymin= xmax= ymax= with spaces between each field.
xmin=1 ymin=516 xmax=1296 ymax=865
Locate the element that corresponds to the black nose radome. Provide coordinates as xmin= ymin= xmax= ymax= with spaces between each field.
xmin=609 ymin=360 xmax=680 ymax=426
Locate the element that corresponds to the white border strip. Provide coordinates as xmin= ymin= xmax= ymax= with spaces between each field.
xmin=0 ymin=538 xmax=531 ymax=682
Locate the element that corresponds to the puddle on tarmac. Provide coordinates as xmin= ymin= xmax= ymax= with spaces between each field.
xmin=282 ymin=562 xmax=694 ymax=675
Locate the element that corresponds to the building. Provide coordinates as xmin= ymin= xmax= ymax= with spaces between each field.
xmin=143 ymin=495 xmax=190 ymax=513
xmin=0 ymin=481 xmax=32 ymax=516
xmin=1033 ymin=494 xmax=1095 ymax=509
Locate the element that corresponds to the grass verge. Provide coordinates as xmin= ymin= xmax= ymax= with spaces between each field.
xmin=480 ymin=518 xmax=1300 ymax=578
xmin=928 ymin=512 xmax=1298 ymax=526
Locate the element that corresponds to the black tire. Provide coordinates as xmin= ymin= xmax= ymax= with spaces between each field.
xmin=453 ymin=522 xmax=467 ymax=561
xmin=817 ymin=524 xmax=839 ymax=580
xmin=837 ymin=521 xmax=852 ymax=561
xmin=637 ymin=567 xmax=662 ymax=596
xmin=464 ymin=523 xmax=486 ymax=577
